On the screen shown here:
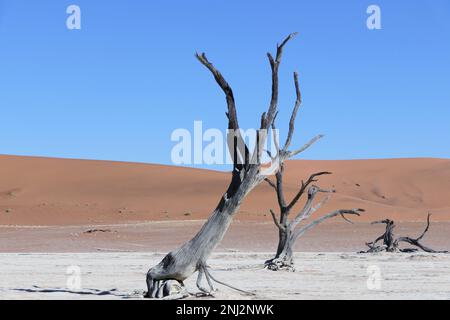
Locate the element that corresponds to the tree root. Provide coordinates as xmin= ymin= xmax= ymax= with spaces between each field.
xmin=361 ymin=242 xmax=388 ymax=253
xmin=202 ymin=266 xmax=255 ymax=296
xmin=144 ymin=264 xmax=255 ymax=299
xmin=264 ymin=258 xmax=295 ymax=272
xmin=196 ymin=266 xmax=216 ymax=296
xmin=144 ymin=278 xmax=187 ymax=299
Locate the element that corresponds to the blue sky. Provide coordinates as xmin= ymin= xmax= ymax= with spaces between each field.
xmin=0 ymin=0 xmax=449 ymax=170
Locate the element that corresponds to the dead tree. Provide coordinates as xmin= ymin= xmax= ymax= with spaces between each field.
xmin=362 ymin=214 xmax=448 ymax=253
xmin=261 ymin=68 xmax=363 ymax=271
xmin=145 ymin=33 xmax=325 ymax=298
xmin=264 ymin=145 xmax=363 ymax=270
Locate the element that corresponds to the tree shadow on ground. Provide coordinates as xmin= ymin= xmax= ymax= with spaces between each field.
xmin=12 ymin=285 xmax=142 ymax=298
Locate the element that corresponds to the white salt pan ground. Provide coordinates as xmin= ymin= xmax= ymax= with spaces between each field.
xmin=1 ymin=252 xmax=449 ymax=300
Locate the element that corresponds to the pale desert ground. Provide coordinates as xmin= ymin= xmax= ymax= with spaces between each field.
xmin=0 ymin=155 xmax=450 ymax=299
xmin=1 ymin=252 xmax=449 ymax=300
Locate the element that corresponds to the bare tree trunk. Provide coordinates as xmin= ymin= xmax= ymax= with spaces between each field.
xmin=268 ymin=223 xmax=293 ymax=268
xmin=275 ymin=226 xmax=290 ymax=258
xmin=145 ymin=34 xmax=304 ymax=298
xmin=272 ymin=230 xmax=294 ymax=268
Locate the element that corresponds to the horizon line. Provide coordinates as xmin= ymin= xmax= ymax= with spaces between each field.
xmin=0 ymin=153 xmax=448 ymax=172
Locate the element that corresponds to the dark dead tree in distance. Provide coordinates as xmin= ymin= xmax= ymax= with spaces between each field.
xmin=362 ymin=214 xmax=448 ymax=253
xmin=263 ymin=75 xmax=363 ymax=271
xmin=145 ymin=33 xmax=327 ymax=298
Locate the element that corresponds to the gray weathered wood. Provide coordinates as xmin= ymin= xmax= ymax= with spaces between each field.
xmin=264 ymin=69 xmax=363 ymax=271
xmin=361 ymin=214 xmax=448 ymax=254
xmin=145 ymin=33 xmax=300 ymax=298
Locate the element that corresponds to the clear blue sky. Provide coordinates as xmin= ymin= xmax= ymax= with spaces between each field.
xmin=0 ymin=0 xmax=449 ymax=170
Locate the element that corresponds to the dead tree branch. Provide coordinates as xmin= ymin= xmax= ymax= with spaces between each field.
xmin=287 ymin=171 xmax=332 ymax=211
xmin=361 ymin=214 xmax=448 ymax=253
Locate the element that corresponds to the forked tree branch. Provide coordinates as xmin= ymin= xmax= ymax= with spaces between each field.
xmin=264 ymin=178 xmax=277 ymax=190
xmin=289 ymin=186 xmax=332 ymax=229
xmin=271 ymin=194 xmax=331 ymax=232
xmin=287 ymin=171 xmax=332 ymax=211
xmin=270 ymin=209 xmax=285 ymax=231
xmin=263 ymin=32 xmax=298 ymax=130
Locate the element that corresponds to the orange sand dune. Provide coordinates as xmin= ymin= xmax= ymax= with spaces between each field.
xmin=0 ymin=155 xmax=449 ymax=226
